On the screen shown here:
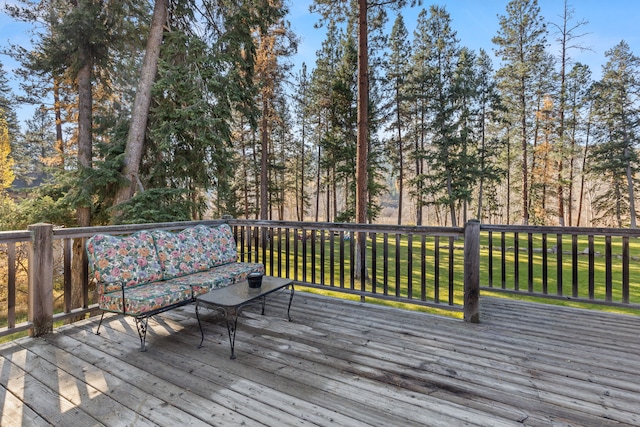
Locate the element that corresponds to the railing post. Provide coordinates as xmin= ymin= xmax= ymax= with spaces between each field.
xmin=28 ymin=223 xmax=54 ymax=336
xmin=464 ymin=220 xmax=480 ymax=323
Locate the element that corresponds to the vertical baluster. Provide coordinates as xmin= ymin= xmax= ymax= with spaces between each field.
xmin=488 ymin=231 xmax=493 ymax=288
xmin=371 ymin=232 xmax=377 ymax=294
xmin=395 ymin=233 xmax=401 ymax=297
xmin=329 ymin=230 xmax=335 ymax=287
xmin=556 ymin=234 xmax=563 ymax=296
xmin=622 ymin=236 xmax=629 ymax=304
xmin=285 ymin=228 xmax=291 ymax=279
xmin=542 ymin=233 xmax=548 ymax=294
xmin=64 ymin=238 xmax=72 ymax=313
xmin=7 ymin=242 xmax=16 ymax=328
xmin=527 ymin=232 xmax=534 ymax=292
xmin=588 ymin=234 xmax=595 ymax=300
xmin=514 ymin=232 xmax=519 ymax=291
xmin=421 ymin=235 xmax=427 ymax=301
xmin=572 ymin=234 xmax=579 ymax=298
xmin=339 ymin=230 xmax=345 ymax=289
xmin=448 ymin=236 xmax=454 ymax=305
xmin=605 ymin=235 xmax=612 ymax=302
xmin=501 ymin=231 xmax=506 ymax=289
xmin=320 ymin=230 xmax=325 ymax=285
xmin=407 ymin=234 xmax=413 ymax=299
xmin=383 ymin=233 xmax=389 ymax=295
xmin=434 ymin=236 xmax=440 ymax=303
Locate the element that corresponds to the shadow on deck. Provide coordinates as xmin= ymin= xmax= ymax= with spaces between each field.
xmin=1 ymin=292 xmax=639 ymax=426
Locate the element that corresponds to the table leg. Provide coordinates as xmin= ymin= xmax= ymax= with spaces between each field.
xmin=287 ymin=284 xmax=295 ymax=321
xmin=196 ymin=302 xmax=205 ymax=348
xmin=226 ymin=308 xmax=239 ymax=359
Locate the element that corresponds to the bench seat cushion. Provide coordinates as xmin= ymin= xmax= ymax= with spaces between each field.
xmin=99 ymin=282 xmax=193 ymax=316
xmin=169 ymin=262 xmax=265 ymax=296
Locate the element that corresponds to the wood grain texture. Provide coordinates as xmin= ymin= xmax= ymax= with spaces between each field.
xmin=1 ymin=293 xmax=639 ymax=426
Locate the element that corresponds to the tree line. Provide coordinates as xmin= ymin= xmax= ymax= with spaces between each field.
xmin=0 ymin=0 xmax=638 ymax=231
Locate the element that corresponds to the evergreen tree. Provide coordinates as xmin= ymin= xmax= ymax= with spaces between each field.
xmin=291 ymin=63 xmax=314 ymax=221
xmin=588 ymin=41 xmax=640 ymax=228
xmin=493 ymin=0 xmax=548 ymax=224
xmin=382 ymin=14 xmax=412 ymax=225
xmin=413 ymin=5 xmax=469 ymax=227
xmin=309 ymin=21 xmax=342 ymax=221
xmin=475 ymin=49 xmax=506 ymax=222
xmin=408 ymin=8 xmax=432 ymax=225
xmin=19 ymin=105 xmax=57 ymax=185
xmin=565 ymin=63 xmax=592 ymax=226
xmin=0 ymin=62 xmax=20 ymax=141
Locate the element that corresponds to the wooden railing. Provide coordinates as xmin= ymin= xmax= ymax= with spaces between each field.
xmin=2 ymin=219 xmax=639 ymax=339
xmin=226 ymin=219 xmax=472 ymax=317
xmin=480 ymin=224 xmax=640 ymax=309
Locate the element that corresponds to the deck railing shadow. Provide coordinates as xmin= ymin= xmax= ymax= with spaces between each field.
xmin=1 ymin=219 xmax=638 ymax=339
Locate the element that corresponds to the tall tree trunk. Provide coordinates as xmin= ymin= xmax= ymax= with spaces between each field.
xmin=576 ymin=113 xmax=591 ymax=226
xmin=71 ymin=51 xmax=92 ymax=320
xmin=299 ymin=112 xmax=306 ymax=221
xmin=355 ymin=0 xmax=368 ymax=281
xmin=477 ymin=104 xmax=486 ymax=221
xmin=625 ymin=146 xmax=637 ymax=228
xmin=520 ymin=81 xmax=529 ymax=225
xmin=260 ymin=97 xmax=269 ymax=221
xmin=112 ymin=0 xmax=167 ymax=217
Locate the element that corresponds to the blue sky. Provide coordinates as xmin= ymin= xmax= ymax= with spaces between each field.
xmin=288 ymin=0 xmax=640 ymax=80
xmin=1 ymin=0 xmax=639 ymax=127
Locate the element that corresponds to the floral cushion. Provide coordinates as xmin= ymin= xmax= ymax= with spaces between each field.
xmin=195 ymin=224 xmax=238 ymax=267
xmin=151 ymin=228 xmax=211 ymax=280
xmin=169 ymin=262 xmax=265 ymax=296
xmin=99 ymin=282 xmax=193 ymax=316
xmin=86 ymin=231 xmax=163 ymax=291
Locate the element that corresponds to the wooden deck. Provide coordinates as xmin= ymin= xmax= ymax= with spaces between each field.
xmin=1 ymin=292 xmax=639 ymax=426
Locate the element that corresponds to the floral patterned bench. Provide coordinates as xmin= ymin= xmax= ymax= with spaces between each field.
xmin=86 ymin=223 xmax=264 ymax=350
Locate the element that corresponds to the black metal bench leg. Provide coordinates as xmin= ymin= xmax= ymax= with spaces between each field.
xmin=135 ymin=316 xmax=149 ymax=352
xmin=95 ymin=312 xmax=105 ymax=335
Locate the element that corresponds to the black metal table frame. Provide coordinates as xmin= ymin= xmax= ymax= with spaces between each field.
xmin=195 ymin=281 xmax=294 ymax=359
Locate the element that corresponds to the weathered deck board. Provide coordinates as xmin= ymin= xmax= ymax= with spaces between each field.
xmin=1 ymin=293 xmax=639 ymax=426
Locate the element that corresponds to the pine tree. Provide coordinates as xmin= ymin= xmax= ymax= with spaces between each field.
xmin=412 ymin=5 xmax=468 ymax=227
xmin=588 ymin=41 xmax=640 ymax=228
xmin=493 ymin=0 xmax=548 ymax=224
xmin=383 ymin=14 xmax=412 ymax=225
xmin=291 ymin=63 xmax=314 ymax=221
xmin=475 ymin=49 xmax=506 ymax=222
xmin=565 ymin=63 xmax=592 ymax=226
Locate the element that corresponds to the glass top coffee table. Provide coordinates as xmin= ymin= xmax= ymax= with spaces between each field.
xmin=195 ymin=276 xmax=294 ymax=359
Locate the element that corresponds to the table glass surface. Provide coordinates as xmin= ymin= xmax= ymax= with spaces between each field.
xmin=197 ymin=276 xmax=293 ymax=307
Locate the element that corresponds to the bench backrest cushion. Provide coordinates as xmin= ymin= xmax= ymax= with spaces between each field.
xmin=195 ymin=224 xmax=238 ymax=267
xmin=86 ymin=231 xmax=164 ymax=292
xmin=151 ymin=228 xmax=211 ymax=280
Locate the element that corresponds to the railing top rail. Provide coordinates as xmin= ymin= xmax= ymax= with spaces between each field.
xmin=51 ymin=220 xmax=228 ymax=239
xmin=6 ymin=220 xmax=637 ymax=241
xmin=227 ymin=219 xmax=465 ymax=236
xmin=480 ymin=223 xmax=640 ymax=237
xmin=0 ymin=229 xmax=32 ymax=243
